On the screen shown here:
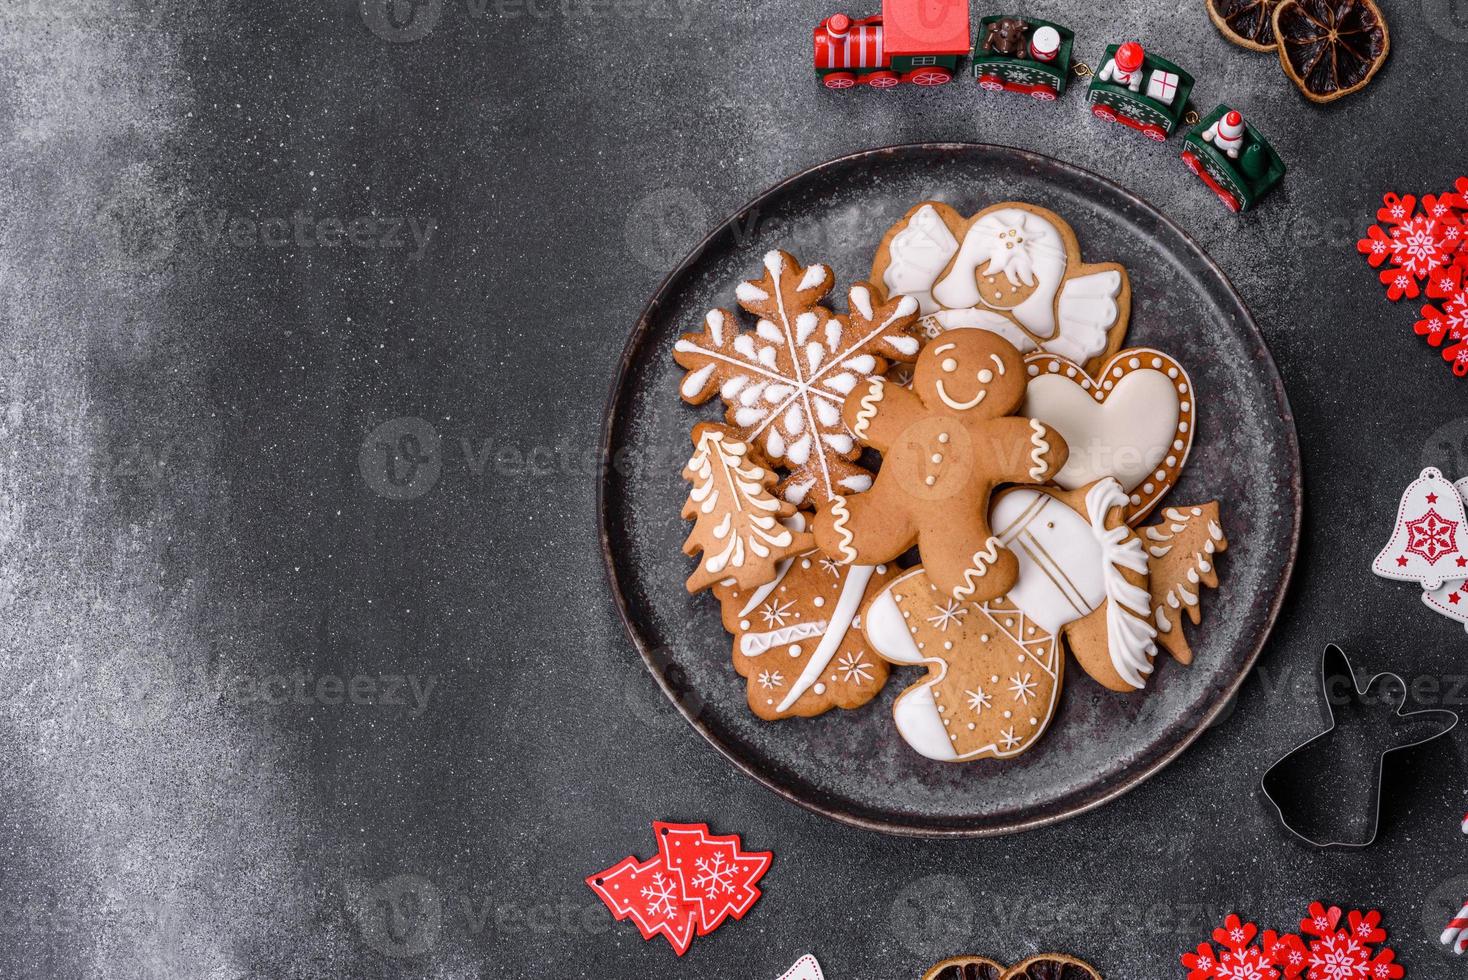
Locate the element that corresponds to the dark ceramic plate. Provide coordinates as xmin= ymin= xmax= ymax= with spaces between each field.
xmin=599 ymin=143 xmax=1301 ymax=836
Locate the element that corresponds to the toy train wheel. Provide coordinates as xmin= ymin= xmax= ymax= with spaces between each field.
xmin=1031 ymin=89 xmax=1057 ymax=102
xmin=1216 ymin=187 xmax=1241 ymax=212
xmin=1091 ymin=104 xmax=1117 ymax=122
xmin=1182 ymin=150 xmax=1202 ymax=176
xmin=906 ymin=67 xmax=952 ymax=86
xmin=978 ymin=75 xmax=1004 ymax=91
xmin=824 ymin=72 xmax=856 ymax=90
xmin=866 ymin=70 xmax=900 ymax=89
xmin=1143 ymin=125 xmax=1167 ymax=142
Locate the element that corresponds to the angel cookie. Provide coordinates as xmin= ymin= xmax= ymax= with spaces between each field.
xmin=811 ymin=330 xmax=1067 ymax=604
xmin=714 ymin=513 xmax=895 ymax=720
xmin=863 ymin=478 xmax=1159 ymax=762
xmin=871 ymin=201 xmax=1130 ymax=374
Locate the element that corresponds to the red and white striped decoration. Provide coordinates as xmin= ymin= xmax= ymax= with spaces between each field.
xmin=815 ymin=20 xmax=886 ymax=70
xmin=1441 ymin=813 xmax=1468 ymax=953
xmin=1444 ymin=901 xmax=1468 ymax=954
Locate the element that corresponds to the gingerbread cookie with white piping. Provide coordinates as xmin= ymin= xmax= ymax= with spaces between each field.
xmin=811 ymin=330 xmax=1068 ymax=604
xmin=871 ymin=201 xmax=1131 ymax=375
xmin=1020 ymin=349 xmax=1196 ymax=525
xmin=1141 ymin=502 xmax=1229 ymax=665
xmin=681 ymin=423 xmax=814 ymax=593
xmin=862 ymin=477 xmax=1159 ymax=762
xmin=713 ymin=513 xmax=895 ymax=720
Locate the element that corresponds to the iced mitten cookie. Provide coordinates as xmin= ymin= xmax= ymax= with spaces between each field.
xmin=871 ymin=201 xmax=1131 ymax=374
xmin=714 ymin=515 xmax=895 ymax=720
xmin=811 ymin=330 xmax=1067 ymax=603
xmin=864 ymin=567 xmax=1065 ymax=761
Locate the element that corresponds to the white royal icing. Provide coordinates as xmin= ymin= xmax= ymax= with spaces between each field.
xmin=1084 ymin=479 xmax=1158 ymax=689
xmin=932 ymin=208 xmax=1067 ymax=338
xmin=776 ymin=564 xmax=876 ymax=711
xmin=1023 ymin=366 xmax=1182 ymax=494
xmin=883 ymin=204 xmax=960 ymax=315
xmin=993 ymin=488 xmax=1107 ymax=633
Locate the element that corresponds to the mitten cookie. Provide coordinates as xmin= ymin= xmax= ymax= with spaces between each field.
xmin=714 ymin=514 xmax=895 ymax=720
xmin=864 ymin=568 xmax=1065 ymax=761
xmin=812 ymin=330 xmax=1068 ymax=603
xmin=681 ymin=423 xmax=813 ymax=593
xmin=872 ymin=201 xmax=1130 ymax=375
xmin=673 ymin=249 xmax=920 ymax=507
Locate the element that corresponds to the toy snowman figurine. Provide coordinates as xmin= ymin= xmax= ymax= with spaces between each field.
xmin=1098 ymin=41 xmax=1144 ymax=91
xmin=1202 ymin=109 xmax=1246 ymax=158
xmin=1029 ymin=25 xmax=1060 ymax=62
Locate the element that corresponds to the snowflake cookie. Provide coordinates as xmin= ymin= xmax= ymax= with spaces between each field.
xmin=673 ymin=249 xmax=921 ymax=508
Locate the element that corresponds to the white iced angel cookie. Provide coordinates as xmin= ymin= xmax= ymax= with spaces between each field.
xmin=862 ymin=477 xmax=1158 ymax=762
xmin=1020 ymin=349 xmax=1196 ymax=525
xmin=870 ymin=201 xmax=1131 ymax=374
xmin=1371 ymin=466 xmax=1468 ymax=590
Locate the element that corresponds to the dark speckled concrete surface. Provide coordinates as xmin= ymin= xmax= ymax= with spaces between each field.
xmin=1 ymin=1 xmax=1466 ymax=978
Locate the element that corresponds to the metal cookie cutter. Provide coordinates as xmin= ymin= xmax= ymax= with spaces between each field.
xmin=1261 ymin=643 xmax=1459 ymax=848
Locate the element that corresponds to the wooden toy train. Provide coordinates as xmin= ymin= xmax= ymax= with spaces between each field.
xmin=813 ymin=0 xmax=1285 ymax=210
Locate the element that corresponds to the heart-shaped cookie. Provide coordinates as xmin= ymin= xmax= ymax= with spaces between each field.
xmin=1021 ymin=349 xmax=1195 ymax=524
xmin=922 ymin=953 xmax=1103 ymax=979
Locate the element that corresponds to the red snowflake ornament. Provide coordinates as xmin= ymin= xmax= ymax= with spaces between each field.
xmin=1417 ymin=287 xmax=1468 ymax=377
xmin=1295 ymin=903 xmax=1404 ymax=980
xmin=1183 ymin=915 xmax=1286 ymax=980
xmin=1184 ymin=906 xmax=1403 ymax=980
xmin=1358 ymin=193 xmax=1458 ymax=301
xmin=1357 ymin=182 xmax=1468 ymax=378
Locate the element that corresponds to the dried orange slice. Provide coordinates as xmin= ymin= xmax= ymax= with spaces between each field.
xmin=1002 ymin=954 xmax=1104 ymax=980
xmin=923 ymin=957 xmax=1005 ymax=980
xmin=1272 ymin=0 xmax=1390 ymax=102
xmin=1207 ymin=0 xmax=1283 ymax=50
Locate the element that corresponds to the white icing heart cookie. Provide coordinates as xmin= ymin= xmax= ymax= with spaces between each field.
xmin=1021 ymin=349 xmax=1196 ymax=525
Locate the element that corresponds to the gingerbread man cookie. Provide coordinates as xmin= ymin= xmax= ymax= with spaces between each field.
xmin=812 ymin=330 xmax=1068 ymax=603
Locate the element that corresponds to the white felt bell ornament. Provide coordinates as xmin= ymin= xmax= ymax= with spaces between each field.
xmin=1422 ymin=579 xmax=1468 ymax=631
xmin=1371 ymin=466 xmax=1468 ymax=590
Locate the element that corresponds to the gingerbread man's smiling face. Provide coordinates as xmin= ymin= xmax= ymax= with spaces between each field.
xmin=911 ymin=331 xmax=1026 ymax=419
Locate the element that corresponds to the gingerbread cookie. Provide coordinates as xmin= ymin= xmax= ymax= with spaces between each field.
xmin=863 ymin=478 xmax=1158 ymax=762
xmin=1021 ymin=349 xmax=1196 ymax=525
xmin=865 ymin=567 xmax=1066 ymax=761
xmin=1142 ymin=502 xmax=1228 ymax=664
xmin=673 ymin=249 xmax=920 ymax=507
xmin=714 ymin=513 xmax=894 ymax=720
xmin=681 ymin=423 xmax=813 ymax=593
xmin=871 ymin=201 xmax=1131 ymax=374
xmin=811 ymin=330 xmax=1068 ymax=604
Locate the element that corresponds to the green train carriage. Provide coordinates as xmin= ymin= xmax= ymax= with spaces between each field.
xmin=970 ymin=16 xmax=1075 ymax=102
xmin=1086 ymin=43 xmax=1195 ymax=141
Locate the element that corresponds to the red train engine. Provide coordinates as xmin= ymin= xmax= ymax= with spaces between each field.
xmin=814 ymin=0 xmax=971 ymax=89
